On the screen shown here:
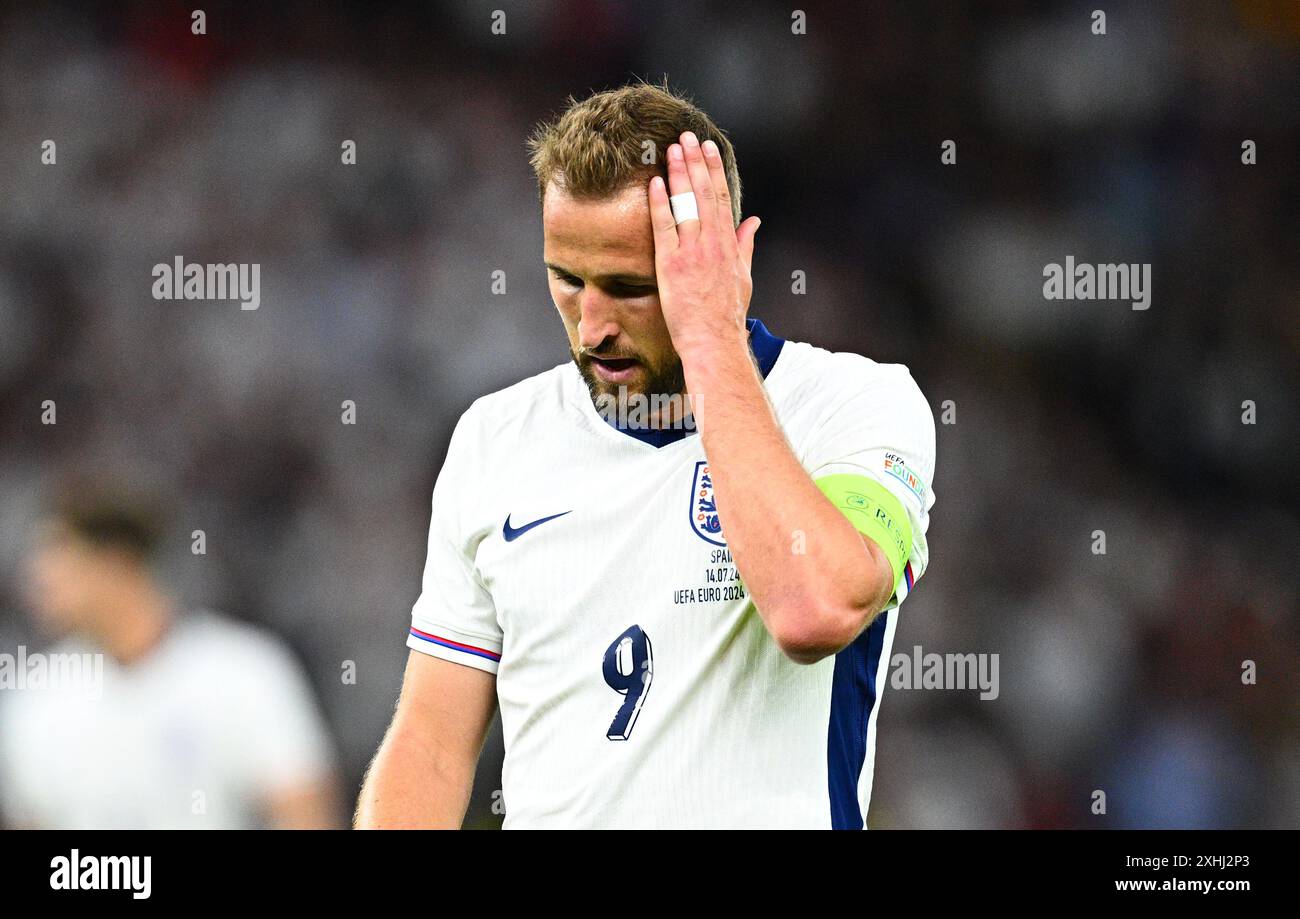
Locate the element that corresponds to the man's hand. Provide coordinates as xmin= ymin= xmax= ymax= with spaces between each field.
xmin=647 ymin=131 xmax=762 ymax=364
xmin=647 ymin=132 xmax=896 ymax=665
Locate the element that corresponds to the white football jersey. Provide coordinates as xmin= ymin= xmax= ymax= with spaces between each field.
xmin=0 ymin=612 xmax=333 ymax=829
xmin=408 ymin=319 xmax=935 ymax=829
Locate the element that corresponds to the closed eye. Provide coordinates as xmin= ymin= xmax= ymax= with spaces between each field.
xmin=550 ymin=268 xmax=583 ymax=288
xmin=612 ymin=282 xmax=656 ymax=297
xmin=548 ymin=267 xmax=655 ymax=297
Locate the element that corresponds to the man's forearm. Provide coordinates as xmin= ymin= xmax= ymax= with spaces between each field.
xmin=647 ymin=130 xmax=892 ymax=663
xmin=355 ymin=724 xmax=474 ymax=829
xmin=684 ymin=338 xmax=893 ymax=663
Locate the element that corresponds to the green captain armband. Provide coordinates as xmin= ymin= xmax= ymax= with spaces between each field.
xmin=814 ymin=473 xmax=913 ymax=594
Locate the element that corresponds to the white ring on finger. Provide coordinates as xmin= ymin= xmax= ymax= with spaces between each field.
xmin=669 ymin=192 xmax=699 ymax=225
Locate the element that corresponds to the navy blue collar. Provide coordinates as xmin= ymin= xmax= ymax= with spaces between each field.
xmin=746 ymin=317 xmax=784 ymax=378
xmin=610 ymin=318 xmax=785 ymax=448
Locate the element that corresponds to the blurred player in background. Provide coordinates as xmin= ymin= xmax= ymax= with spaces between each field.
xmin=0 ymin=488 xmax=340 ymax=829
xmin=357 ymin=82 xmax=936 ymax=829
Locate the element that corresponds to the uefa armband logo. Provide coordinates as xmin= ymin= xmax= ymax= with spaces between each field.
xmin=689 ymin=461 xmax=726 ymax=546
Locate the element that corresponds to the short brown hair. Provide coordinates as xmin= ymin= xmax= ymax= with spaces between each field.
xmin=52 ymin=482 xmax=163 ymax=560
xmin=527 ymin=79 xmax=743 ymax=227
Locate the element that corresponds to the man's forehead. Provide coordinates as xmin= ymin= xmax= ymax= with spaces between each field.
xmin=542 ymin=181 xmax=653 ymax=262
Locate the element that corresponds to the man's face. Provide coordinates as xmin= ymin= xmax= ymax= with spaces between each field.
xmin=23 ymin=523 xmax=123 ymax=635
xmin=542 ymin=180 xmax=685 ymax=409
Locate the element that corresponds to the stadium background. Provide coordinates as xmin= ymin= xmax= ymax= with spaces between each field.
xmin=0 ymin=0 xmax=1297 ymax=828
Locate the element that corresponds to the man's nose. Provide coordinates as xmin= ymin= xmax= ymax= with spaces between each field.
xmin=577 ymin=290 xmax=621 ymax=351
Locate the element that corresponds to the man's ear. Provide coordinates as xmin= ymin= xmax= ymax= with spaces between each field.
xmin=737 ymin=217 xmax=761 ymax=270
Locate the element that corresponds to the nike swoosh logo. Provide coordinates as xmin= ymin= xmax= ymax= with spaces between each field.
xmin=503 ymin=511 xmax=572 ymax=542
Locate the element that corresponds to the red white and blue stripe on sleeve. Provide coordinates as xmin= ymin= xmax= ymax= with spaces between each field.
xmin=895 ymin=560 xmax=917 ymax=603
xmin=408 ymin=626 xmax=501 ymax=665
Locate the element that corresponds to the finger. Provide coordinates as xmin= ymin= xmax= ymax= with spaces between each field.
xmin=647 ymin=174 xmax=679 ymax=255
xmin=701 ymin=139 xmax=736 ymax=251
xmin=665 ymin=143 xmax=699 ymax=243
xmin=679 ymin=131 xmax=718 ymax=236
xmin=736 ymin=216 xmax=761 ymax=272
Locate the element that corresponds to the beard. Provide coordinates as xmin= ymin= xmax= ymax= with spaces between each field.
xmin=572 ymin=346 xmax=688 ymax=431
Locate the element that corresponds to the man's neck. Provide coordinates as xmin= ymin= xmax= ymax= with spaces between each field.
xmin=93 ymin=581 xmax=174 ymax=667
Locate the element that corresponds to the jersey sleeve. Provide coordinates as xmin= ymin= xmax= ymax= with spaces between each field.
xmin=406 ymin=404 xmax=503 ymax=674
xmin=802 ymin=361 xmax=936 ymax=608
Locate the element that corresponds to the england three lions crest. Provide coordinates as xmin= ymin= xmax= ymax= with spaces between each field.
xmin=689 ymin=461 xmax=726 ymax=546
